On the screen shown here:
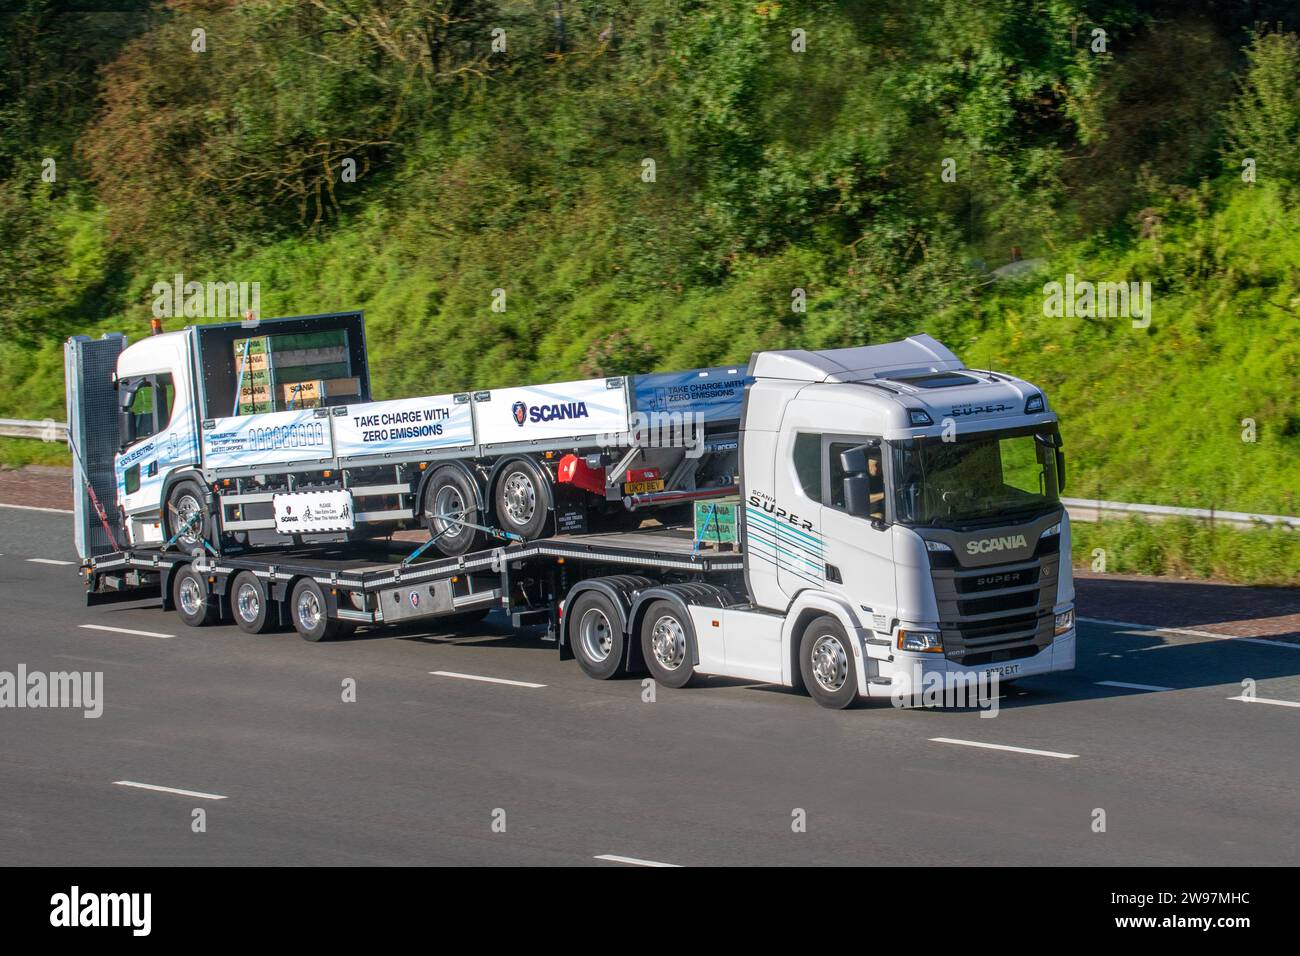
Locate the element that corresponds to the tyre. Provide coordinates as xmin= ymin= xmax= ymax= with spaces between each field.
xmin=640 ymin=599 xmax=697 ymax=689
xmin=230 ymin=570 xmax=272 ymax=634
xmin=799 ymin=616 xmax=859 ymax=709
xmin=289 ymin=577 xmax=342 ymax=642
xmin=568 ymin=590 xmax=628 ymax=680
xmin=165 ymin=480 xmax=211 ymax=553
xmin=172 ymin=563 xmax=218 ymax=627
xmin=493 ymin=459 xmax=552 ymax=540
xmin=422 ymin=466 xmax=483 ymax=557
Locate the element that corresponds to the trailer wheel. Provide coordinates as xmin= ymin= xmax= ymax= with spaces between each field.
xmin=165 ymin=480 xmax=211 ymax=553
xmin=568 ymin=590 xmax=628 ymax=680
xmin=290 ymin=578 xmax=343 ymax=642
xmin=423 ymin=467 xmax=483 ymax=557
xmin=640 ymin=600 xmax=697 ymax=689
xmin=494 ymin=460 xmax=552 ymax=540
xmin=173 ymin=564 xmax=218 ymax=627
xmin=799 ymin=616 xmax=859 ymax=710
xmin=230 ymin=571 xmax=272 ymax=634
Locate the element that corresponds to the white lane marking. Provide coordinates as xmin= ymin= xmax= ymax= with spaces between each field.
xmin=1081 ymin=616 xmax=1300 ymax=650
xmin=929 ymin=737 xmax=1079 ymax=759
xmin=26 ymin=557 xmax=75 ymax=566
xmin=81 ymin=624 xmax=173 ymax=639
xmin=1097 ymin=680 xmax=1173 ymax=692
xmin=113 ymin=780 xmax=227 ymax=800
xmin=1227 ymin=695 xmax=1300 ymax=708
xmin=0 ymin=502 xmax=73 ymax=514
xmin=594 ymin=854 xmax=681 ymax=868
xmin=429 ymin=670 xmax=546 ymax=689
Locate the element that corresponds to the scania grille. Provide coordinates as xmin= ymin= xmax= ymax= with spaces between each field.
xmin=930 ymin=542 xmax=1061 ymax=666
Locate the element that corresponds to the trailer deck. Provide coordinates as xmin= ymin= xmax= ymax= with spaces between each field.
xmin=84 ymin=526 xmax=746 ymax=624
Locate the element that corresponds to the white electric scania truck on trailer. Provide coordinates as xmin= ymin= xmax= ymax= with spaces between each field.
xmin=67 ymin=314 xmax=1076 ymax=708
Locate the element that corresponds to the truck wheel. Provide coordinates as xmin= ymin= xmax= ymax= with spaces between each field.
xmin=494 ymin=460 xmax=552 ymax=540
xmin=166 ymin=480 xmax=211 ymax=553
xmin=173 ymin=564 xmax=218 ymax=627
xmin=290 ymin=578 xmax=342 ymax=643
xmin=568 ymin=590 xmax=628 ymax=680
xmin=230 ymin=571 xmax=272 ymax=634
xmin=640 ymin=600 xmax=697 ymax=689
xmin=799 ymin=616 xmax=859 ymax=710
xmin=423 ymin=467 xmax=482 ymax=557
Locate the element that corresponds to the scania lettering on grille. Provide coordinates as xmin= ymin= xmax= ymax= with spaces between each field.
xmin=965 ymin=534 xmax=1028 ymax=556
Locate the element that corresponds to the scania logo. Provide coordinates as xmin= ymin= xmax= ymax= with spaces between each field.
xmin=409 ymin=590 xmax=420 ymax=608
xmin=965 ymin=534 xmax=1028 ymax=556
xmin=513 ymin=401 xmax=589 ymax=425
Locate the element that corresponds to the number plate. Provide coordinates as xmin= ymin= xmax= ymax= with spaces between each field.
xmin=986 ymin=663 xmax=1021 ymax=678
xmin=623 ymin=479 xmax=665 ymax=495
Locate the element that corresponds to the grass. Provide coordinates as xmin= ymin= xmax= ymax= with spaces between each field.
xmin=1071 ymin=517 xmax=1300 ymax=587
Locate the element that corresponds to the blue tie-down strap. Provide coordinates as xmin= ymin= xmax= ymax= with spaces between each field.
xmin=403 ymin=511 xmax=525 ymax=567
xmin=692 ymin=502 xmax=719 ymax=556
xmin=164 ymin=506 xmax=219 ymax=556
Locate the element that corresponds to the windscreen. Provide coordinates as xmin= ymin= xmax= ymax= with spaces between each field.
xmin=893 ymin=425 xmax=1061 ymax=526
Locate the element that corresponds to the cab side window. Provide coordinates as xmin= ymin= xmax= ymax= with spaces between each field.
xmin=827 ymin=438 xmax=885 ymax=521
xmin=792 ymin=432 xmax=823 ymax=502
xmin=123 ymin=373 xmax=176 ymax=445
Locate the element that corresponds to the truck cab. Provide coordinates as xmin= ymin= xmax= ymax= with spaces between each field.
xmin=736 ymin=335 xmax=1075 ymax=701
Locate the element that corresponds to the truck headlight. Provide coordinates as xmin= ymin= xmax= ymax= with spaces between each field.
xmin=1054 ymin=607 xmax=1074 ymax=636
xmin=897 ymin=628 xmax=943 ymax=653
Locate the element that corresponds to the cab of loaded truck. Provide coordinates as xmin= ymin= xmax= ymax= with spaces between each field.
xmin=113 ymin=328 xmax=201 ymax=546
xmin=741 ymin=334 xmax=1075 ymax=681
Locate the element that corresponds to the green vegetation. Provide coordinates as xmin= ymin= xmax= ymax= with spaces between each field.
xmin=1 ymin=1 xmax=1297 ymax=582
xmin=1072 ymin=518 xmax=1300 ymax=587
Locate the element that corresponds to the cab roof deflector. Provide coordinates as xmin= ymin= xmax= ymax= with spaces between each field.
xmin=746 ymin=334 xmax=964 ymax=384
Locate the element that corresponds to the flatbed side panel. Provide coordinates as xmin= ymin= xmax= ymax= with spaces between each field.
xmin=630 ymin=366 xmax=752 ymax=427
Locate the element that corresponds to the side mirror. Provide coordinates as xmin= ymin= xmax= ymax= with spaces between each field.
xmin=1055 ymin=449 xmax=1066 ymax=493
xmin=118 ymin=407 xmax=134 ymax=453
xmin=843 ymin=475 xmax=871 ymax=518
xmin=840 ymin=446 xmax=868 ymax=476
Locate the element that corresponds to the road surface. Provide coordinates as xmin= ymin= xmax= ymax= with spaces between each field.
xmin=1 ymin=504 xmax=1298 ymax=865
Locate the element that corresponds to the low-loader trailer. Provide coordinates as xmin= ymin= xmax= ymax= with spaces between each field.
xmin=69 ymin=326 xmax=1077 ymax=708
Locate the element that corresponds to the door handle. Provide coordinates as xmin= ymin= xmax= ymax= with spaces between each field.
xmin=146 ymin=461 xmax=158 ymax=477
xmin=825 ymin=563 xmax=842 ymax=584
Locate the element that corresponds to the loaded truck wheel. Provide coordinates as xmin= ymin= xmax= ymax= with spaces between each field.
xmin=172 ymin=563 xmax=218 ymax=627
xmin=493 ymin=460 xmax=552 ymax=541
xmin=640 ymin=600 xmax=697 ymax=689
xmin=230 ymin=570 xmax=273 ymax=634
xmin=799 ymin=616 xmax=859 ymax=710
xmin=423 ymin=466 xmax=482 ymax=557
xmin=568 ymin=590 xmax=628 ymax=680
xmin=165 ymin=480 xmax=212 ymax=553
xmin=289 ymin=578 xmax=352 ymax=642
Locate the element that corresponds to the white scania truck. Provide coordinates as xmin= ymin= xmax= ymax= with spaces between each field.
xmin=67 ymin=316 xmax=1076 ymax=708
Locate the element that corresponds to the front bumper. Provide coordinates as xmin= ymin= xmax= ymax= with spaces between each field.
xmin=863 ymin=628 xmax=1076 ymax=698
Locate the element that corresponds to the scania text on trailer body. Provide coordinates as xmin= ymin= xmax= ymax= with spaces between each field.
xmin=68 ymin=329 xmax=1076 ymax=708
